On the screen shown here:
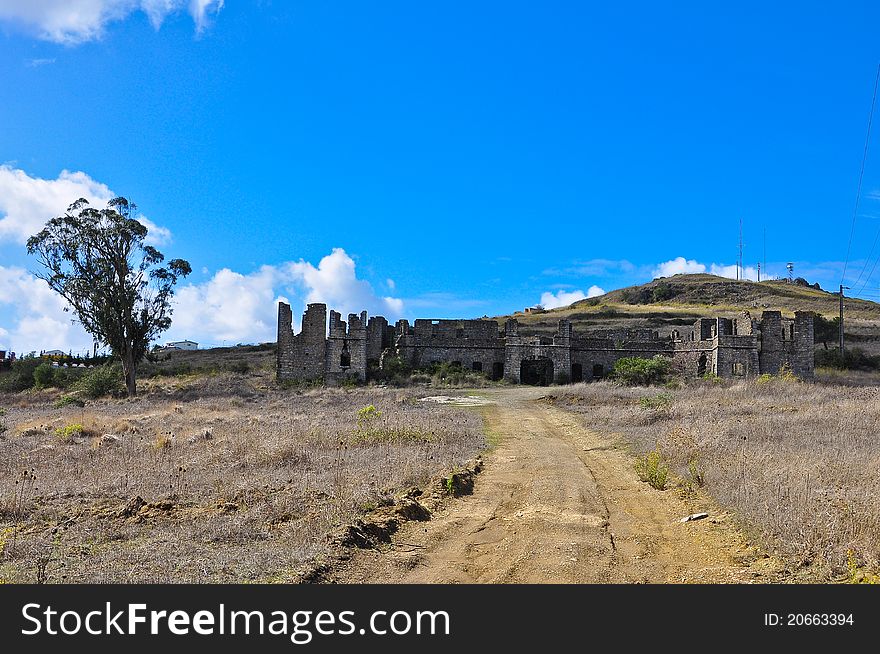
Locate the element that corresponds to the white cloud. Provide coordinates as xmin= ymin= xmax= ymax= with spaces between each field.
xmin=285 ymin=248 xmax=405 ymax=321
xmin=169 ymin=266 xmax=282 ymax=346
xmin=708 ymin=263 xmax=759 ymax=282
xmin=165 ymin=249 xmax=405 ymax=346
xmin=652 ymin=257 xmax=707 ymax=278
xmin=0 ymin=265 xmax=92 ymax=354
xmin=653 ymin=256 xmax=760 ymax=282
xmin=0 ymin=165 xmax=171 ymax=246
xmin=0 ymin=0 xmax=223 ymax=44
xmin=1 ymin=247 xmax=404 ymax=352
xmin=539 ymin=285 xmax=605 ymax=310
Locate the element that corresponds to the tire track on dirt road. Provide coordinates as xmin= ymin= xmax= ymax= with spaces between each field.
xmin=331 ymin=387 xmax=780 ymax=584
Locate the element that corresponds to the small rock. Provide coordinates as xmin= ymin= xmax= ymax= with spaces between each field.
xmin=680 ymin=512 xmax=709 ymax=523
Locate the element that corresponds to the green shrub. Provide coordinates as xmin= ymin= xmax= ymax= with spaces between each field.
xmin=33 ymin=362 xmax=56 ymax=388
xmin=54 ymin=395 xmax=85 ymax=408
xmin=50 ymin=366 xmax=84 ymax=389
xmin=814 ymin=347 xmax=880 ymax=371
xmin=634 ymin=449 xmax=668 ymax=490
xmin=74 ymin=364 xmax=124 ymax=398
xmin=639 ymin=392 xmax=673 ymax=411
xmin=651 ymin=282 xmax=678 ymax=303
xmin=620 ymin=288 xmax=653 ymax=304
xmin=612 ymin=356 xmax=671 ymax=386
xmin=0 ymin=358 xmax=42 ymax=392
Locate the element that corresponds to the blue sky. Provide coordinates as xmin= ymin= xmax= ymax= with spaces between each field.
xmin=2 ymin=1 xmax=880 ymax=353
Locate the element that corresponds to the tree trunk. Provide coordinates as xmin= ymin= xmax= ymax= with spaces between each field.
xmin=122 ymin=349 xmax=137 ymax=397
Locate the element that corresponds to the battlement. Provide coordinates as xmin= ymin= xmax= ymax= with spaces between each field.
xmin=276 ymin=302 xmax=815 ymax=385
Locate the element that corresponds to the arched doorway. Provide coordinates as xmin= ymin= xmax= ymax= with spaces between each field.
xmin=697 ymin=353 xmax=707 ymax=377
xmin=492 ymin=362 xmax=504 ymax=381
xmin=520 ymin=358 xmax=554 ymax=386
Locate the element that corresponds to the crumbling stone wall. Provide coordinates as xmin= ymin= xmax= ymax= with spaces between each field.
xmin=276 ymin=302 xmax=815 ymax=384
xmin=277 ymin=303 xmax=327 ymax=382
xmin=394 ymin=318 xmax=507 ymax=377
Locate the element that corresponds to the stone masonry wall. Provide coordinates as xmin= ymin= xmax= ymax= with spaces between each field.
xmin=276 ymin=303 xmax=815 ymax=384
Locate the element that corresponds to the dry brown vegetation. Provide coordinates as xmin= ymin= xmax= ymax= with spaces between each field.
xmin=547 ymin=378 xmax=880 ymax=579
xmin=0 ymin=375 xmax=483 ymax=583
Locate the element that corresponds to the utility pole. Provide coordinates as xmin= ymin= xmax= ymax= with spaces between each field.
xmin=738 ymin=217 xmax=743 ymax=280
xmin=839 ymin=285 xmax=850 ymax=353
xmin=757 ymin=262 xmax=761 ymax=282
xmin=763 ymin=227 xmax=766 ymax=277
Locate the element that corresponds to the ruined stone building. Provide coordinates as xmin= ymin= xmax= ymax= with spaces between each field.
xmin=276 ymin=302 xmax=814 ymax=385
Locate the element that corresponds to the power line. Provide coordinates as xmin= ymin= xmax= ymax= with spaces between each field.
xmin=842 ymin=62 xmax=880 ymax=287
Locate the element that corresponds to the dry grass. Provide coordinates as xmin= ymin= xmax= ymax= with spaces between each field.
xmin=549 ymin=378 xmax=880 ymax=578
xmin=0 ymin=375 xmax=483 ymax=583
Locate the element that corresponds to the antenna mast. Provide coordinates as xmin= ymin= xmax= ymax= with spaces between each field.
xmin=738 ymin=217 xmax=743 ymax=280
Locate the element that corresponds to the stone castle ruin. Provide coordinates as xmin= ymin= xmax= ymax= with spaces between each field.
xmin=276 ymin=302 xmax=814 ymax=385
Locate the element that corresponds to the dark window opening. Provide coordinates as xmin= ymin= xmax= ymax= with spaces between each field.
xmin=592 ymin=364 xmax=604 ymax=379
xmin=472 ymin=361 xmax=483 ymax=372
xmin=340 ymin=343 xmax=351 ymax=368
xmin=697 ymin=353 xmax=707 ymax=376
xmin=492 ymin=362 xmax=504 ymax=381
xmin=571 ymin=363 xmax=583 ymax=383
xmin=520 ymin=359 xmax=554 ymax=386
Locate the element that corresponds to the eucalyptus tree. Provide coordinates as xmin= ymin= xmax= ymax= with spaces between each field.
xmin=27 ymin=198 xmax=191 ymax=396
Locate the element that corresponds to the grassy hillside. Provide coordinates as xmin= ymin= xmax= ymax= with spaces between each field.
xmin=499 ymin=274 xmax=880 ymax=338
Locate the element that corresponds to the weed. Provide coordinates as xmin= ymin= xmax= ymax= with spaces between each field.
xmin=634 ymin=449 xmax=668 ymax=490
xmin=357 ymin=404 xmax=381 ymax=426
xmin=54 ymin=423 xmax=84 ymax=441
xmin=846 ymin=551 xmax=880 ymax=584
xmin=639 ymin=392 xmax=673 ymax=412
xmin=687 ymin=458 xmax=705 ymax=487
xmin=154 ymin=432 xmax=174 ymax=449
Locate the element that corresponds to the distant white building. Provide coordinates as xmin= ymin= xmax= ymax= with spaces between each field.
xmin=164 ymin=340 xmax=198 ymax=351
xmin=43 ymin=350 xmax=66 ymax=356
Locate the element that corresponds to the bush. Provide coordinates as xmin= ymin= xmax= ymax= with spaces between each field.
xmin=651 ymin=282 xmax=678 ymax=303
xmin=50 ymin=366 xmax=84 ymax=389
xmin=33 ymin=362 xmax=57 ymax=388
xmin=634 ymin=449 xmax=668 ymax=490
xmin=0 ymin=358 xmax=42 ymax=392
xmin=54 ymin=395 xmax=85 ymax=408
xmin=815 ymin=347 xmax=880 ymax=371
xmin=612 ymin=356 xmax=671 ymax=386
xmin=639 ymin=392 xmax=673 ymax=411
xmin=74 ymin=364 xmax=124 ymax=398
xmin=620 ymin=288 xmax=653 ymax=304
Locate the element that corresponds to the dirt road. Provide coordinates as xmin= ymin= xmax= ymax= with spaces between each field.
xmin=333 ymin=387 xmax=781 ymax=583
